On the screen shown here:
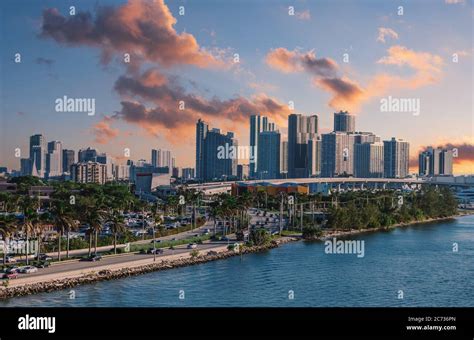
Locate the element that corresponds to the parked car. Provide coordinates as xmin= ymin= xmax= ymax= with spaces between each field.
xmin=20 ymin=266 xmax=38 ymax=274
xmin=147 ymin=248 xmax=164 ymax=255
xmin=221 ymin=236 xmax=229 ymax=241
xmin=2 ymin=272 xmax=18 ymax=279
xmin=187 ymin=243 xmax=197 ymax=249
xmin=34 ymin=261 xmax=50 ymax=268
xmin=150 ymin=239 xmax=162 ymax=244
xmin=0 ymin=255 xmax=17 ymax=264
xmin=80 ymin=255 xmax=102 ymax=262
xmin=35 ymin=253 xmax=53 ymax=261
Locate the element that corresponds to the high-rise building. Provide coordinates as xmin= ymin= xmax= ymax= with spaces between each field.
xmin=321 ymin=132 xmax=356 ymax=177
xmin=334 ymin=111 xmax=355 ymax=133
xmin=383 ymin=138 xmax=410 ymax=178
xmin=257 ymin=131 xmax=280 ymax=179
xmin=307 ymin=138 xmax=322 ymax=177
xmin=287 ymin=114 xmax=318 ymax=178
xmin=113 ymin=164 xmax=130 ymax=181
xmin=280 ymin=140 xmax=288 ymax=175
xmin=354 ymin=142 xmax=384 ymax=178
xmin=418 ymin=147 xmax=453 ymax=176
xmin=195 ymin=119 xmax=208 ymax=180
xmin=71 ymin=162 xmax=107 ymax=184
xmin=182 ymin=168 xmax=195 ymax=180
xmin=151 ymin=149 xmax=172 ymax=172
xmin=29 ymin=134 xmax=46 ymax=177
xmin=237 ymin=164 xmax=249 ymax=180
xmin=202 ymin=128 xmax=236 ymax=181
xmin=46 ymin=141 xmax=62 ymax=178
xmin=20 ymin=158 xmax=32 ymax=176
xmin=62 ymin=149 xmax=75 ymax=173
xmin=78 ymin=147 xmax=98 ymax=162
xmin=249 ymin=115 xmax=277 ymax=178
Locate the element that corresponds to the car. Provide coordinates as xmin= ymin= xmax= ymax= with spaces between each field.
xmin=150 ymin=239 xmax=162 ymax=243
xmin=2 ymin=272 xmax=18 ymax=279
xmin=35 ymin=253 xmax=53 ymax=261
xmin=221 ymin=236 xmax=229 ymax=241
xmin=0 ymin=255 xmax=17 ymax=264
xmin=171 ymin=238 xmax=177 ymax=241
xmin=35 ymin=261 xmax=50 ymax=268
xmin=20 ymin=266 xmax=38 ymax=274
xmin=147 ymin=248 xmax=164 ymax=255
xmin=187 ymin=243 xmax=197 ymax=249
xmin=204 ymin=229 xmax=211 ymax=233
xmin=80 ymin=255 xmax=102 ymax=262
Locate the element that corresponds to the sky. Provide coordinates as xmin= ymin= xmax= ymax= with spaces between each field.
xmin=0 ymin=0 xmax=473 ymax=174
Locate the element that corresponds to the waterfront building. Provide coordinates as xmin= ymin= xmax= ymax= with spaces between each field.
xmin=308 ymin=138 xmax=322 ymax=177
xmin=182 ymin=168 xmax=195 ymax=180
xmin=288 ymin=113 xmax=318 ymax=178
xmin=195 ymin=119 xmax=209 ymax=180
xmin=29 ymin=134 xmax=46 ymax=177
xmin=257 ymin=131 xmax=281 ymax=179
xmin=202 ymin=128 xmax=236 ymax=181
xmin=321 ymin=132 xmax=356 ymax=177
xmin=249 ymin=115 xmax=277 ymax=178
xmin=280 ymin=140 xmax=288 ymax=175
xmin=62 ymin=149 xmax=75 ymax=173
xmin=354 ymin=142 xmax=384 ymax=178
xmin=419 ymin=147 xmax=453 ymax=176
xmin=71 ymin=161 xmax=107 ymax=184
xmin=383 ymin=138 xmax=410 ymax=178
xmin=46 ymin=141 xmax=62 ymax=178
xmin=334 ymin=110 xmax=355 ymax=133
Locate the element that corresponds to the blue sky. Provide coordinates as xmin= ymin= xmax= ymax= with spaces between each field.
xmin=0 ymin=0 xmax=472 ymax=173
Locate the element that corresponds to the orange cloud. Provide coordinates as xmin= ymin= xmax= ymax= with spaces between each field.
xmin=91 ymin=116 xmax=119 ymax=144
xmin=40 ymin=0 xmax=224 ymax=68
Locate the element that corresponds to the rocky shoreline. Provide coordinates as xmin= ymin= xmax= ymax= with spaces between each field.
xmin=0 ymin=238 xmax=298 ymax=300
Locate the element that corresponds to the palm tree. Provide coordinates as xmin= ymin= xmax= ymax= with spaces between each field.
xmin=107 ymin=210 xmax=126 ymax=254
xmin=0 ymin=215 xmax=17 ymax=267
xmin=47 ymin=197 xmax=76 ymax=261
xmin=17 ymin=194 xmax=39 ymax=265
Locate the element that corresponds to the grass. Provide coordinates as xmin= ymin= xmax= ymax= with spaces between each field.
xmin=130 ymin=234 xmax=212 ymax=252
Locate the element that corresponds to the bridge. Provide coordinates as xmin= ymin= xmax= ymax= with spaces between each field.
xmin=187 ymin=176 xmax=474 ymax=195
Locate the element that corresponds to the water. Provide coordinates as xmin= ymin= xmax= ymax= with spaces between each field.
xmin=2 ymin=215 xmax=473 ymax=307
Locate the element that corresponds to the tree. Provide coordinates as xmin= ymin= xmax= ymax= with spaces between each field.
xmin=0 ymin=215 xmax=17 ymax=267
xmin=302 ymin=225 xmax=322 ymax=240
xmin=249 ymin=228 xmax=271 ymax=246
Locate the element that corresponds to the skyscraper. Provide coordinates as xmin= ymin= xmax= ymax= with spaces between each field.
xmin=418 ymin=147 xmax=453 ymax=176
xmin=287 ymin=114 xmax=318 ymax=178
xmin=354 ymin=142 xmax=384 ymax=178
xmin=29 ymin=134 xmax=46 ymax=177
xmin=307 ymin=138 xmax=322 ymax=177
xmin=46 ymin=140 xmax=62 ymax=178
xmin=257 ymin=131 xmax=280 ymax=179
xmin=78 ymin=147 xmax=98 ymax=162
xmin=249 ymin=115 xmax=277 ymax=178
xmin=383 ymin=138 xmax=410 ymax=178
xmin=321 ymin=132 xmax=356 ymax=177
xmin=334 ymin=111 xmax=355 ymax=133
xmin=62 ymin=149 xmax=75 ymax=173
xmin=195 ymin=119 xmax=208 ymax=180
xmin=199 ymin=126 xmax=236 ymax=181
xmin=280 ymin=140 xmax=288 ymax=175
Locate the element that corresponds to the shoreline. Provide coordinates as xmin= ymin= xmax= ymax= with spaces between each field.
xmin=0 ymin=213 xmax=470 ymax=300
xmin=316 ymin=214 xmax=469 ymax=241
xmin=0 ymin=237 xmax=297 ymax=300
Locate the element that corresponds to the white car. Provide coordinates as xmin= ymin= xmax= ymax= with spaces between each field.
xmin=187 ymin=243 xmax=197 ymax=249
xmin=20 ymin=266 xmax=38 ymax=274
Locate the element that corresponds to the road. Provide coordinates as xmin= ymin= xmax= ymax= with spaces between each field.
xmin=5 ymin=241 xmax=231 ymax=286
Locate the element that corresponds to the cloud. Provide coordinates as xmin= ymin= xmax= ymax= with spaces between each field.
xmin=112 ymin=68 xmax=291 ymax=141
xmin=40 ymin=0 xmax=224 ymax=68
xmin=296 ymin=10 xmax=311 ymax=21
xmin=445 ymin=0 xmax=465 ymax=4
xmin=266 ymin=48 xmax=338 ymax=76
xmin=376 ymin=27 xmax=399 ymax=43
xmin=266 ymin=45 xmax=444 ymax=112
xmin=91 ymin=116 xmax=119 ymax=144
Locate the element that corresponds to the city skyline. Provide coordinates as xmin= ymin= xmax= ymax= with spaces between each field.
xmin=0 ymin=0 xmax=472 ymax=174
